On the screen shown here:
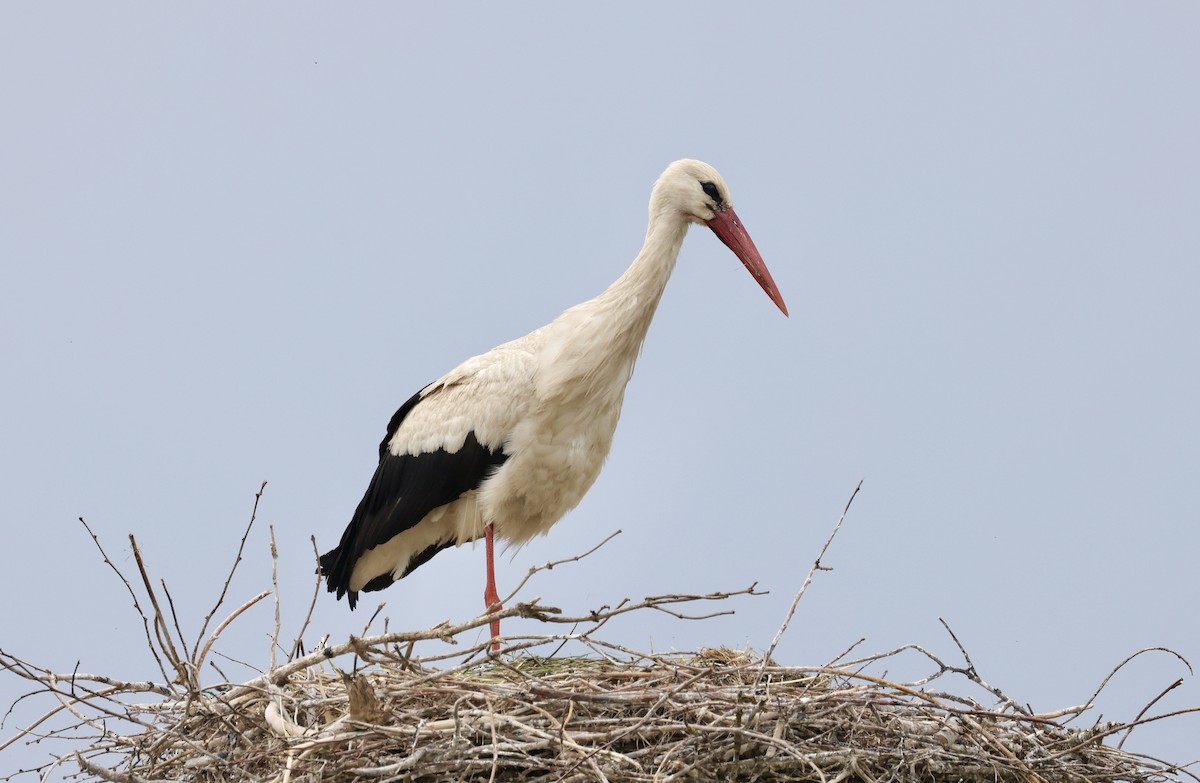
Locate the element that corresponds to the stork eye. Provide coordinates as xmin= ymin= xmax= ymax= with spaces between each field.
xmin=700 ymin=181 xmax=721 ymax=201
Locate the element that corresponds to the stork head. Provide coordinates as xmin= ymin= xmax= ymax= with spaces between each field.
xmin=652 ymin=159 xmax=788 ymax=316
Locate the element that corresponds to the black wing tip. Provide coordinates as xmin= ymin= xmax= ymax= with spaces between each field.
xmin=318 ymin=545 xmax=360 ymax=610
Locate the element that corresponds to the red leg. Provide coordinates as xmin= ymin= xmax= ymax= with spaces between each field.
xmin=483 ymin=522 xmax=502 ymax=652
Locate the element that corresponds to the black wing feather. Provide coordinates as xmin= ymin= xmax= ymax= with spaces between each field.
xmin=319 ymin=386 xmax=508 ymax=608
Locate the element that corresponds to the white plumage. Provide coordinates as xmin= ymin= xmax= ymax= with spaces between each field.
xmin=320 ymin=159 xmax=787 ymax=638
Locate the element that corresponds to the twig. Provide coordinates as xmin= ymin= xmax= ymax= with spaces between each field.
xmin=77 ymin=518 xmax=170 ymax=684
xmin=1080 ymin=646 xmax=1194 ymax=722
xmin=76 ymin=753 xmax=162 ymax=783
xmin=361 ymin=603 xmax=386 ymax=639
xmin=270 ymin=525 xmax=281 ymax=673
xmin=756 ymin=480 xmax=862 ymax=685
xmin=158 ymin=579 xmax=190 ymax=674
xmin=822 ymin=637 xmax=867 ymax=669
xmin=1118 ymin=677 xmax=1184 ymax=750
xmin=128 ymin=534 xmax=190 ymax=689
xmin=192 ymin=480 xmax=267 ymax=661
xmin=194 ymin=590 xmax=272 ymax=676
xmin=289 ymin=536 xmax=323 ymax=661
xmin=501 ymin=529 xmax=623 ymax=607
xmin=939 ymin=617 xmax=1030 ymax=715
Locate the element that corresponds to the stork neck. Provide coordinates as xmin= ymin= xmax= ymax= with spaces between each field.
xmin=538 ymin=210 xmax=691 ymax=403
xmin=600 ymin=211 xmax=690 ymax=324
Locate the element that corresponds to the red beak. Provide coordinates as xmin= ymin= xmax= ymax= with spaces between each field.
xmin=707 ymin=208 xmax=788 ymax=317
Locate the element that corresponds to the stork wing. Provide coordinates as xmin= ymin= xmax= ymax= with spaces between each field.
xmin=319 ymin=337 xmax=539 ymax=607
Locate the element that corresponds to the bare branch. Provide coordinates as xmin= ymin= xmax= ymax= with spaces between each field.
xmin=938 ymin=617 xmax=1030 ymax=715
xmin=77 ymin=518 xmax=170 ymax=684
xmin=757 ymin=480 xmax=862 ymax=683
xmin=269 ymin=525 xmax=281 ymax=673
xmin=192 ymin=480 xmax=267 ymax=661
xmin=501 ymin=529 xmax=623 ymax=607
xmin=288 ymin=535 xmax=323 ymax=661
xmin=193 ymin=589 xmax=272 ymax=676
xmin=128 ymin=534 xmax=190 ymax=689
xmin=1118 ymin=677 xmax=1185 ymax=750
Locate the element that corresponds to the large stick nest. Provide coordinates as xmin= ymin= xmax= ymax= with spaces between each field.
xmin=4 ymin=629 xmax=1195 ymax=783
xmin=2 ymin=487 xmax=1196 ymax=782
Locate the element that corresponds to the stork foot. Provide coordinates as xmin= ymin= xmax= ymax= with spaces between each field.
xmin=483 ymin=583 xmax=502 ymax=653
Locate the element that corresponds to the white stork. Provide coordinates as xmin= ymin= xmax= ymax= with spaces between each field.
xmin=320 ymin=159 xmax=787 ymax=646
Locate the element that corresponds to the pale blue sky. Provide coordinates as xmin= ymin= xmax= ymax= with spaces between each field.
xmin=2 ymin=3 xmax=1198 ymax=773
